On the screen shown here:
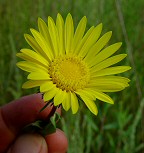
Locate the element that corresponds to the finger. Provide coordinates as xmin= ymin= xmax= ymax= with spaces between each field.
xmin=7 ymin=134 xmax=48 ymax=153
xmin=0 ymin=93 xmax=61 ymax=153
xmin=45 ymin=129 xmax=68 ymax=153
xmin=1 ymin=93 xmax=61 ymax=133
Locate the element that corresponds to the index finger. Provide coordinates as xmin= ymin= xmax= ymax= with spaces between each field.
xmin=0 ymin=93 xmax=60 ymax=153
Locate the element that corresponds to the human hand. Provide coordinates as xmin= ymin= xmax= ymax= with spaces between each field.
xmin=0 ymin=94 xmax=68 ymax=153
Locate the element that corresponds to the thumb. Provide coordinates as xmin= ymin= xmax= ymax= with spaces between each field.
xmin=7 ymin=134 xmax=48 ymax=153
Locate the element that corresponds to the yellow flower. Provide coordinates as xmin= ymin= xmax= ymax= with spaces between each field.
xmin=16 ymin=13 xmax=131 ymax=115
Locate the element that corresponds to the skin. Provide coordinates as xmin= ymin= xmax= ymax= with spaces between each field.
xmin=0 ymin=94 xmax=68 ymax=153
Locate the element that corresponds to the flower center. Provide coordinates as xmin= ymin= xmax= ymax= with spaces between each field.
xmin=49 ymin=55 xmax=90 ymax=91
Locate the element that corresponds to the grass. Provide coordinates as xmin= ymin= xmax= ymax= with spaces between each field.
xmin=0 ymin=0 xmax=144 ymax=152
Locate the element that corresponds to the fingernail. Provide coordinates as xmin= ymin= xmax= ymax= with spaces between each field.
xmin=10 ymin=134 xmax=47 ymax=153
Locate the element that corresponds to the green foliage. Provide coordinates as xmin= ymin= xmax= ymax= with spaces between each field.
xmin=0 ymin=0 xmax=143 ymax=152
xmin=22 ymin=112 xmax=61 ymax=136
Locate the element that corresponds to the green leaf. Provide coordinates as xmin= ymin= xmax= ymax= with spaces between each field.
xmin=39 ymin=99 xmax=53 ymax=112
xmin=50 ymin=112 xmax=61 ymax=127
xmin=39 ymin=102 xmax=50 ymax=112
xmin=22 ymin=112 xmax=61 ymax=136
xmin=40 ymin=121 xmax=56 ymax=135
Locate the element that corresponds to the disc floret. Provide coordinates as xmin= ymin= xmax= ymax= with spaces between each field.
xmin=49 ymin=55 xmax=90 ymax=91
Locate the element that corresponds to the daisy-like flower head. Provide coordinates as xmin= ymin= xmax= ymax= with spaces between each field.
xmin=16 ymin=13 xmax=131 ymax=115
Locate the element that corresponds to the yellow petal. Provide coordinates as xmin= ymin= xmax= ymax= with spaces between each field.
xmin=38 ymin=18 xmax=52 ymax=50
xmin=74 ymin=26 xmax=94 ymax=55
xmin=65 ymin=13 xmax=74 ymax=54
xmin=90 ymin=76 xmax=130 ymax=84
xmin=62 ymin=92 xmax=71 ymax=111
xmin=84 ymin=31 xmax=112 ymax=63
xmin=91 ymin=66 xmax=131 ymax=77
xmin=70 ymin=92 xmax=79 ymax=114
xmin=22 ymin=80 xmax=45 ymax=89
xmin=16 ymin=61 xmax=48 ymax=72
xmin=88 ymin=81 xmax=129 ymax=92
xmin=48 ymin=16 xmax=59 ymax=57
xmin=78 ymin=23 xmax=102 ymax=58
xmin=27 ymin=71 xmax=50 ymax=80
xmin=93 ymin=90 xmax=114 ymax=104
xmin=80 ymin=95 xmax=98 ymax=115
xmin=76 ymin=89 xmax=96 ymax=100
xmin=90 ymin=54 xmax=127 ymax=72
xmin=56 ymin=13 xmax=65 ymax=55
xmin=17 ymin=49 xmax=49 ymax=67
xmin=40 ymin=81 xmax=55 ymax=92
xmin=30 ymin=29 xmax=54 ymax=61
xmin=54 ymin=89 xmax=66 ymax=106
xmin=43 ymin=87 xmax=58 ymax=101
xmin=87 ymin=42 xmax=122 ymax=67
xmin=24 ymin=34 xmax=43 ymax=55
xmin=90 ymin=85 xmax=126 ymax=92
xmin=72 ymin=16 xmax=87 ymax=51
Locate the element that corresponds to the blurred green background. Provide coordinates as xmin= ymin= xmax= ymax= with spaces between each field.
xmin=0 ymin=0 xmax=144 ymax=152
